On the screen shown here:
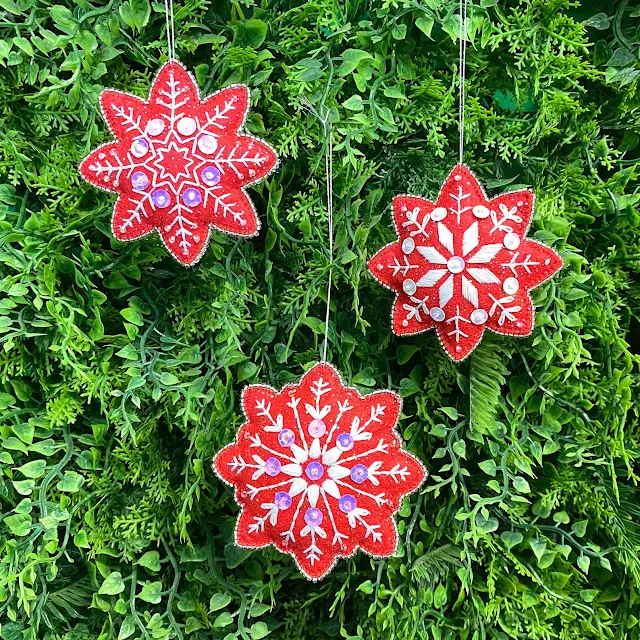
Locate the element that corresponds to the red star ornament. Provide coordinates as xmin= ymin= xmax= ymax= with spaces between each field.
xmin=367 ymin=164 xmax=563 ymax=361
xmin=80 ymin=61 xmax=279 ymax=266
xmin=213 ymin=362 xmax=426 ymax=581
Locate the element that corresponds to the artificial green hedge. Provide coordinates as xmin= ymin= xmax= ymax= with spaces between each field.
xmin=1 ymin=0 xmax=639 ymax=638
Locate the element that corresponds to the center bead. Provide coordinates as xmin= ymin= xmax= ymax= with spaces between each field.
xmin=447 ymin=256 xmax=465 ymax=274
xmin=305 ymin=462 xmax=324 ymax=481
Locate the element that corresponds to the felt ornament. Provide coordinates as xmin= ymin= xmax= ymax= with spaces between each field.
xmin=213 ymin=362 xmax=426 ymax=581
xmin=79 ymin=60 xmax=278 ymax=266
xmin=367 ymin=164 xmax=563 ymax=361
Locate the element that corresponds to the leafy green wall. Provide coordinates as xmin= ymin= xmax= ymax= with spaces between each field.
xmin=0 ymin=0 xmax=639 ymax=638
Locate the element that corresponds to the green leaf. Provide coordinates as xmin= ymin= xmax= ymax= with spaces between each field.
xmin=210 ymin=593 xmax=232 ymax=611
xmin=433 ymin=583 xmax=447 ymax=608
xmin=119 ymin=0 xmax=151 ymax=31
xmin=138 ymin=581 xmax=162 ymax=604
xmin=357 ymin=580 xmax=374 ymax=594
xmin=500 ymin=531 xmax=523 ymax=550
xmin=571 ymin=520 xmax=588 ymax=538
xmin=99 ymin=572 xmax=125 ymax=596
xmin=213 ymin=612 xmax=234 ymax=628
xmin=137 ymin=551 xmax=161 ymax=572
xmin=57 ymin=471 xmax=84 ymax=492
xmin=343 ymin=95 xmax=365 ymax=112
xmin=415 ymin=16 xmax=434 ymax=38
xmin=16 ymin=459 xmax=46 ymax=479
xmin=577 ymin=555 xmax=590 ymax=574
xmin=475 ymin=514 xmax=498 ymax=533
xmin=250 ymin=622 xmax=270 ymax=639
xmin=338 ymin=49 xmax=373 ymax=76
xmin=4 ymin=513 xmax=31 ymax=536
xmin=530 ymin=539 xmax=547 ymax=562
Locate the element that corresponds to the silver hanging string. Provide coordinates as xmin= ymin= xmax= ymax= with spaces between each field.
xmin=301 ymin=97 xmax=333 ymax=363
xmin=164 ymin=0 xmax=175 ymax=60
xmin=458 ymin=0 xmax=468 ymax=163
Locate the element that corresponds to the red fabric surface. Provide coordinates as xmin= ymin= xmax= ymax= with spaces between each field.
xmin=368 ymin=164 xmax=563 ymax=361
xmin=80 ymin=61 xmax=278 ymax=266
xmin=213 ymin=363 xmax=426 ymax=581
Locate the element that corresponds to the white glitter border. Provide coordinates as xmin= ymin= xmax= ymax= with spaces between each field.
xmin=79 ymin=59 xmax=281 ymax=268
xmin=368 ymin=163 xmax=565 ymax=362
xmin=212 ymin=361 xmax=429 ymax=582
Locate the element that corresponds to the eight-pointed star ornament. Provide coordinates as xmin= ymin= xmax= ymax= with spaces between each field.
xmin=80 ymin=61 xmax=279 ymax=266
xmin=213 ymin=362 xmax=426 ymax=581
xmin=367 ymin=164 xmax=563 ymax=361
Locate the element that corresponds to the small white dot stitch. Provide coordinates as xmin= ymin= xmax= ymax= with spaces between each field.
xmin=454 ymin=175 xmax=462 ymax=181
xmin=377 ymin=264 xmax=383 ymax=270
xmin=402 ymin=320 xmax=409 ymax=327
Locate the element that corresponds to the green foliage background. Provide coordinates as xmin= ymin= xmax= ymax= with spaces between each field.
xmin=0 ymin=0 xmax=639 ymax=638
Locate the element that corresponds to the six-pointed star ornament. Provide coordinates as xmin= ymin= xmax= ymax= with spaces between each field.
xmin=213 ymin=362 xmax=426 ymax=581
xmin=367 ymin=164 xmax=563 ymax=361
xmin=80 ymin=61 xmax=278 ymax=266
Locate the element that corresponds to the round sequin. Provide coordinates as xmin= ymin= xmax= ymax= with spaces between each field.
xmin=197 ymin=134 xmax=218 ymax=154
xmin=131 ymin=171 xmax=149 ymax=190
xmin=304 ymin=508 xmax=323 ymax=526
xmin=339 ymin=495 xmax=357 ymax=513
xmin=146 ymin=119 xmax=165 ymax=136
xmin=152 ymin=189 xmax=170 ymax=208
xmin=350 ymin=464 xmax=368 ymax=484
xmin=471 ymin=309 xmax=488 ymax=325
xmin=264 ymin=457 xmax=281 ymax=477
xmin=503 ymin=232 xmax=520 ymax=250
xmin=431 ymin=207 xmax=447 ymax=221
xmin=274 ymin=491 xmax=292 ymax=510
xmin=503 ymin=277 xmax=520 ymax=294
xmin=131 ymin=138 xmax=149 ymax=158
xmin=305 ymin=462 xmax=324 ymax=481
xmin=473 ymin=205 xmax=490 ymax=218
xmin=402 ymin=237 xmax=415 ymax=254
xmin=182 ymin=188 xmax=202 ymax=206
xmin=201 ymin=166 xmax=221 ymax=186
xmin=308 ymin=419 xmax=326 ymax=438
xmin=176 ymin=117 xmax=197 ymax=136
xmin=278 ymin=429 xmax=295 ymax=447
xmin=336 ymin=433 xmax=354 ymax=452
xmin=430 ymin=307 xmax=445 ymax=322
xmin=403 ymin=279 xmax=417 ymax=295
xmin=447 ymin=256 xmax=465 ymax=274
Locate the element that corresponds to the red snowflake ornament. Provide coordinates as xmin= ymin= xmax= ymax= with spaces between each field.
xmin=213 ymin=362 xmax=426 ymax=581
xmin=368 ymin=164 xmax=563 ymax=361
xmin=80 ymin=61 xmax=278 ymax=266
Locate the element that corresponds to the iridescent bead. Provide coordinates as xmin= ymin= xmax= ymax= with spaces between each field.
xmin=278 ymin=429 xmax=295 ymax=447
xmin=503 ymin=232 xmax=520 ymax=250
xmin=339 ymin=495 xmax=357 ymax=513
xmin=430 ymin=307 xmax=445 ymax=322
xmin=182 ymin=188 xmax=202 ymax=206
xmin=336 ymin=433 xmax=354 ymax=452
xmin=131 ymin=138 xmax=149 ymax=158
xmin=471 ymin=309 xmax=488 ymax=325
xmin=152 ymin=189 xmax=170 ymax=208
xmin=304 ymin=508 xmax=323 ymax=526
xmin=403 ymin=279 xmax=417 ymax=295
xmin=305 ymin=462 xmax=324 ymax=481
xmin=274 ymin=491 xmax=292 ymax=510
xmin=503 ymin=277 xmax=519 ymax=294
xmin=350 ymin=464 xmax=368 ymax=484
xmin=264 ymin=457 xmax=281 ymax=477
xmin=176 ymin=117 xmax=197 ymax=136
xmin=146 ymin=119 xmax=165 ymax=136
xmin=201 ymin=166 xmax=221 ymax=186
xmin=197 ymin=134 xmax=218 ymax=154
xmin=308 ymin=419 xmax=326 ymax=438
xmin=431 ymin=207 xmax=447 ymax=221
xmin=447 ymin=256 xmax=465 ymax=274
xmin=402 ymin=237 xmax=415 ymax=254
xmin=131 ymin=171 xmax=149 ymax=190
xmin=473 ymin=205 xmax=490 ymax=219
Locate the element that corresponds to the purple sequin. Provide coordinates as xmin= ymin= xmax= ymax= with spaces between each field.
xmin=308 ymin=419 xmax=326 ymax=438
xmin=304 ymin=508 xmax=323 ymax=526
xmin=182 ymin=188 xmax=202 ymax=206
xmin=305 ymin=462 xmax=324 ymax=481
xmin=131 ymin=171 xmax=149 ymax=190
xmin=274 ymin=491 xmax=291 ymax=510
xmin=152 ymin=189 xmax=170 ymax=208
xmin=350 ymin=464 xmax=368 ymax=484
xmin=339 ymin=495 xmax=357 ymax=513
xmin=278 ymin=429 xmax=295 ymax=447
xmin=201 ymin=166 xmax=221 ymax=186
xmin=336 ymin=433 xmax=354 ymax=451
xmin=264 ymin=457 xmax=281 ymax=477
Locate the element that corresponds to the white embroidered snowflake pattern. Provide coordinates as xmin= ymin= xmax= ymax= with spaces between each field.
xmin=80 ymin=61 xmax=278 ymax=266
xmin=213 ymin=363 xmax=426 ymax=581
xmin=368 ymin=164 xmax=563 ymax=361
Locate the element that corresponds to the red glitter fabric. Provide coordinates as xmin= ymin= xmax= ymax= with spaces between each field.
xmin=79 ymin=61 xmax=278 ymax=266
xmin=213 ymin=362 xmax=426 ymax=581
xmin=367 ymin=164 xmax=563 ymax=361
